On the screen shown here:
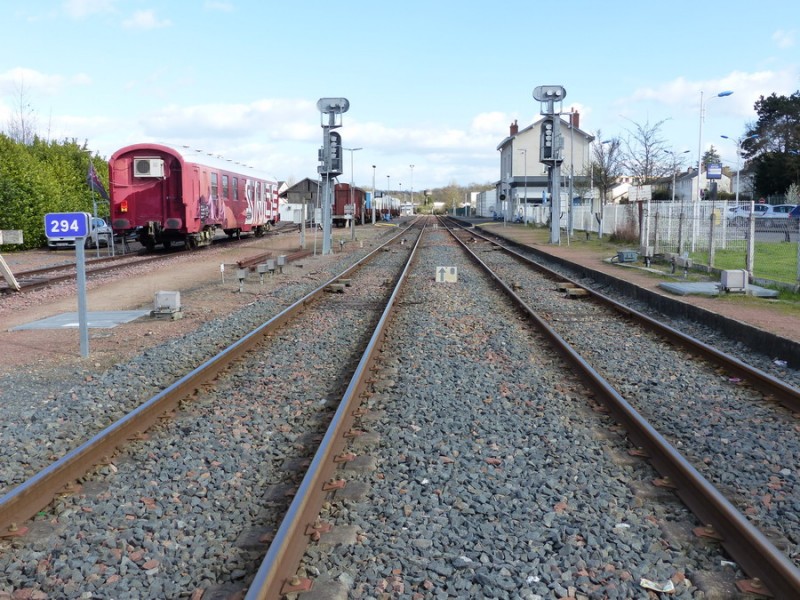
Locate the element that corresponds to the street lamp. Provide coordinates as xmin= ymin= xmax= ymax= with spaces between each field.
xmin=519 ymin=149 xmax=527 ymax=222
xmin=666 ymin=149 xmax=690 ymax=252
xmin=720 ymin=134 xmax=758 ymax=204
xmin=343 ymin=147 xmax=362 ymax=239
xmin=666 ymin=149 xmax=691 ymax=204
xmin=371 ymin=165 xmax=376 ymax=224
xmin=694 ymin=90 xmax=733 ymax=251
xmin=409 ymin=165 xmax=415 ymax=215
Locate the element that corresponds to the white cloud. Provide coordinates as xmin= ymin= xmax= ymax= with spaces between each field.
xmin=204 ymin=1 xmax=234 ymax=12
xmin=138 ymin=99 xmax=319 ymax=142
xmin=62 ymin=0 xmax=116 ymax=19
xmin=471 ymin=111 xmax=507 ymax=134
xmin=773 ymin=29 xmax=796 ymax=49
xmin=0 ymin=67 xmax=91 ymax=97
xmin=626 ymin=68 xmax=800 ymax=118
xmin=122 ymin=10 xmax=171 ymax=30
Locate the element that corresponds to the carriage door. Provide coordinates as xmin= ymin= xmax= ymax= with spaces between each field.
xmin=164 ymin=158 xmax=183 ymax=230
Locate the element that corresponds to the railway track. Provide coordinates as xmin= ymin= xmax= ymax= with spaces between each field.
xmin=266 ymin=218 xmax=800 ymax=598
xmin=3 ymin=216 xmax=800 ymax=597
xmin=0 ymin=221 xmax=421 ymax=598
xmin=2 ymin=253 xmax=167 ymax=293
xmin=444 ymin=220 xmax=800 ymax=595
xmin=0 ymin=224 xmax=300 ymax=294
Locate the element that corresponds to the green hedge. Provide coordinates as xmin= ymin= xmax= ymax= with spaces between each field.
xmin=0 ymin=135 xmax=108 ymax=251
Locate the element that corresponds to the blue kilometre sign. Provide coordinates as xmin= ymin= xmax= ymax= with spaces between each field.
xmin=44 ymin=212 xmax=90 ymax=239
xmin=44 ymin=213 xmax=91 ymax=239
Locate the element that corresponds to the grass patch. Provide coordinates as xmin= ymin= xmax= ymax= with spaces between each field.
xmin=697 ymin=243 xmax=799 ymax=284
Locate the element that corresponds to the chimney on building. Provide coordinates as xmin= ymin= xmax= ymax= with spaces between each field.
xmin=571 ymin=109 xmax=580 ymax=130
xmin=510 ymin=120 xmax=518 ymax=136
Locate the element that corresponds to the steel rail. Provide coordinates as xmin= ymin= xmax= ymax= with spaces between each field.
xmin=244 ymin=222 xmax=426 ymax=599
xmin=0 ymin=224 xmax=414 ymax=538
xmin=2 ymin=254 xmax=174 ymax=294
xmin=444 ymin=219 xmax=800 ymax=598
xmin=451 ymin=220 xmax=800 ymax=413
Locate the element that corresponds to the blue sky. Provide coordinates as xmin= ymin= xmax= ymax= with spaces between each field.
xmin=1 ymin=0 xmax=798 ymax=192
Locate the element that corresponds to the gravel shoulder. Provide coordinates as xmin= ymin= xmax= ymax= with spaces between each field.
xmin=479 ymin=223 xmax=800 ymax=345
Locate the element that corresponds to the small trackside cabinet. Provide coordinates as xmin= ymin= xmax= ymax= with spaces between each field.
xmin=154 ymin=291 xmax=181 ymax=312
xmin=721 ymin=269 xmax=747 ymax=293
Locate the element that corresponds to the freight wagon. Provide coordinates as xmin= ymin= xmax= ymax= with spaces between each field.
xmin=332 ymin=183 xmax=367 ymax=228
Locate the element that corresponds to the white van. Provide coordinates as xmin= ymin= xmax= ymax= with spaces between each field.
xmin=47 ymin=217 xmax=113 ymax=250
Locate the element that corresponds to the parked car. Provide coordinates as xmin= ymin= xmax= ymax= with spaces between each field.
xmin=727 ymin=203 xmax=797 ymax=227
xmin=47 ymin=216 xmax=113 ymax=250
xmin=789 ymin=204 xmax=800 ymax=223
xmin=727 ymin=203 xmax=770 ymax=226
xmin=755 ymin=204 xmax=797 ymax=228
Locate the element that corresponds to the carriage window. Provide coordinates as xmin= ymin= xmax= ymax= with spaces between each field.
xmin=211 ymin=172 xmax=218 ymax=198
xmin=232 ymin=177 xmax=239 ymax=201
xmin=222 ymin=175 xmax=229 ymax=198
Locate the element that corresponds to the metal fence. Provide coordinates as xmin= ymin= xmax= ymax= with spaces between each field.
xmin=520 ymin=200 xmax=800 ymax=287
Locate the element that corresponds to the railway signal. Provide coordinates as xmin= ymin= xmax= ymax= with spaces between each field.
xmin=317 ymin=97 xmax=350 ymax=255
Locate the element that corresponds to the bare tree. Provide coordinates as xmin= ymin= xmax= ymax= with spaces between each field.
xmin=621 ymin=117 xmax=671 ymax=184
xmin=5 ymin=76 xmax=39 ymax=144
xmin=592 ymin=132 xmax=623 ymax=204
xmin=591 ymin=131 xmax=623 ymax=238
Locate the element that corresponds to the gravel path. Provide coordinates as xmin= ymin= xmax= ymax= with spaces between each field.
xmin=302 ymin=228 xmax=744 ymax=599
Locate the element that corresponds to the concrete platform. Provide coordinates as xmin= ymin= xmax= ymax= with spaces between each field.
xmin=11 ymin=310 xmax=151 ymax=331
xmin=658 ymin=281 xmax=779 ymax=298
xmin=658 ymin=282 xmax=721 ymax=296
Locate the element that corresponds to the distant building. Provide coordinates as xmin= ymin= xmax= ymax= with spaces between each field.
xmin=496 ymin=112 xmax=594 ymax=218
xmin=279 ymin=178 xmax=319 ymax=223
xmin=475 ymin=189 xmax=497 ymax=218
xmin=672 ymin=167 xmax=732 ymax=205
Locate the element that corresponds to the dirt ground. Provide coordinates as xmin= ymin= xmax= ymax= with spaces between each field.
xmin=0 ymin=228 xmax=366 ymax=379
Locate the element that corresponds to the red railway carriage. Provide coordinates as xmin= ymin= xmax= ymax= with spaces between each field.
xmin=333 ymin=183 xmax=367 ymax=227
xmin=109 ymin=143 xmax=279 ymax=250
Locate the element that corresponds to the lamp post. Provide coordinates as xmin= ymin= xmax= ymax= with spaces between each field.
xmin=409 ymin=164 xmax=415 ymax=215
xmin=343 ymin=147 xmax=362 ymax=239
xmin=666 ymin=149 xmax=691 ymax=204
xmin=371 ymin=165 xmax=376 ymax=224
xmin=666 ymin=149 xmax=690 ymax=251
xmin=568 ymin=109 xmax=575 ymax=236
xmin=518 ymin=149 xmax=527 ymax=223
xmin=720 ymin=134 xmax=758 ymax=204
xmin=386 ymin=175 xmax=391 ymax=220
xmin=694 ymin=90 xmax=733 ymax=251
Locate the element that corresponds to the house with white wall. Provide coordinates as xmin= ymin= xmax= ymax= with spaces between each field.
xmin=496 ymin=112 xmax=594 ymax=219
xmin=673 ymin=167 xmax=732 ymax=206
